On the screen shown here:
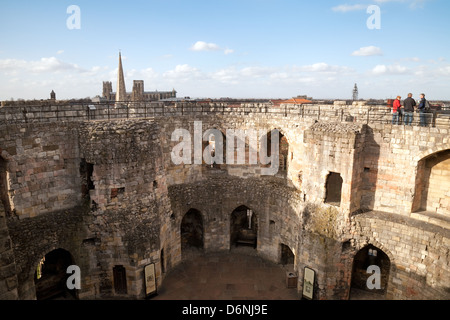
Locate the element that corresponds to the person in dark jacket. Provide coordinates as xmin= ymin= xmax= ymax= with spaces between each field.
xmin=403 ymin=93 xmax=416 ymax=126
xmin=418 ymin=93 xmax=427 ymax=127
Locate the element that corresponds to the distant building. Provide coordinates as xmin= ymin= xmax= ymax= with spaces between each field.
xmin=352 ymin=84 xmax=359 ymax=101
xmin=102 ymin=53 xmax=176 ymax=103
xmin=50 ymin=90 xmax=56 ymax=100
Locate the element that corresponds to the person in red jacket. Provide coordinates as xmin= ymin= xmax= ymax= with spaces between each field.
xmin=392 ymin=96 xmax=402 ymax=125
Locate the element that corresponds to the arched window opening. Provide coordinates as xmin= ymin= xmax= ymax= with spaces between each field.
xmin=34 ymin=248 xmax=77 ymax=300
xmin=279 ymin=135 xmax=289 ymax=172
xmin=412 ymin=149 xmax=450 ymax=215
xmin=79 ymin=159 xmax=94 ymax=199
xmin=230 ymin=205 xmax=257 ymax=249
xmin=203 ymin=129 xmax=226 ymax=168
xmin=325 ymin=172 xmax=343 ymax=206
xmin=263 ymin=130 xmax=289 ymax=175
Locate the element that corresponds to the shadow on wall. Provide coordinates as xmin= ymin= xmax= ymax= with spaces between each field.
xmin=359 ymin=126 xmax=380 ymax=213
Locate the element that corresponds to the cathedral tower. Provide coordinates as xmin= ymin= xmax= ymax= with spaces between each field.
xmin=116 ymin=52 xmax=127 ymax=103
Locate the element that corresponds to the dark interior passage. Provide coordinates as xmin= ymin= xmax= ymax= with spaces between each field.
xmin=34 ymin=248 xmax=77 ymax=300
xmin=350 ymin=245 xmax=390 ymax=297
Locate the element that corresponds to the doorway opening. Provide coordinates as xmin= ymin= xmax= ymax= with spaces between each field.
xmin=180 ymin=209 xmax=204 ymax=252
xmin=230 ymin=205 xmax=257 ymax=249
xmin=34 ymin=248 xmax=77 ymax=300
xmin=350 ymin=245 xmax=390 ymax=299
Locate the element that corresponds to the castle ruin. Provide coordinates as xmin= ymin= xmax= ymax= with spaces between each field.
xmin=0 ymin=94 xmax=449 ymax=301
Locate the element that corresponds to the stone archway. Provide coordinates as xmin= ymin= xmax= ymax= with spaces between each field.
xmin=34 ymin=248 xmax=77 ymax=300
xmin=180 ymin=209 xmax=204 ymax=252
xmin=350 ymin=245 xmax=390 ymax=299
xmin=230 ymin=205 xmax=257 ymax=249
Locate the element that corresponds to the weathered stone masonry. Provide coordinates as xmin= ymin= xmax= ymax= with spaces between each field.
xmin=0 ymin=102 xmax=449 ymax=300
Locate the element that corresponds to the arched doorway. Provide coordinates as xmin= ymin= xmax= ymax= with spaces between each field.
xmin=230 ymin=205 xmax=257 ymax=248
xmin=280 ymin=243 xmax=295 ymax=266
xmin=325 ymin=172 xmax=343 ymax=206
xmin=180 ymin=209 xmax=204 ymax=252
xmin=412 ymin=149 xmax=450 ymax=215
xmin=34 ymin=248 xmax=77 ymax=300
xmin=350 ymin=245 xmax=390 ymax=299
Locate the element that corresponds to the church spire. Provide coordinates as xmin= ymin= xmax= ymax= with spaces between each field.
xmin=116 ymin=51 xmax=127 ymax=103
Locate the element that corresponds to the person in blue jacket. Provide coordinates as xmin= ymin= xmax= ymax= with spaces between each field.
xmin=418 ymin=93 xmax=427 ymax=127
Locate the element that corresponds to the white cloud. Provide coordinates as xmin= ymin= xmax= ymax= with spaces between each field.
xmin=334 ymin=0 xmax=430 ymax=13
xmin=296 ymin=62 xmax=353 ymax=74
xmin=190 ymin=41 xmax=220 ymax=52
xmin=163 ymin=64 xmax=202 ymax=82
xmin=372 ymin=64 xmax=410 ymax=75
xmin=212 ymin=67 xmax=240 ymax=84
xmin=374 ymin=0 xmax=430 ymax=9
xmin=436 ymin=65 xmax=450 ymax=76
xmin=0 ymin=57 xmax=82 ymax=74
xmin=352 ymin=46 xmax=383 ymax=56
xmin=56 ymin=50 xmax=64 ymax=55
xmin=161 ymin=54 xmax=174 ymax=59
xmin=190 ymin=41 xmax=234 ymax=55
xmin=332 ymin=4 xmax=367 ymax=12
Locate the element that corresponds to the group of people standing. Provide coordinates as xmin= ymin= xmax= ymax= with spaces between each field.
xmin=392 ymin=93 xmax=428 ymax=127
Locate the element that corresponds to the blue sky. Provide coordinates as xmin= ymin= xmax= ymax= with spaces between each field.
xmin=1 ymin=0 xmax=449 ymax=100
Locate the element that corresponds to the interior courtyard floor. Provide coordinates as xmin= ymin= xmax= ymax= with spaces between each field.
xmin=153 ymin=246 xmax=300 ymax=300
xmin=152 ymin=246 xmax=386 ymax=301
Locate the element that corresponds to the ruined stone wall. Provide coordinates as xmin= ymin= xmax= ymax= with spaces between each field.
xmin=0 ymin=123 xmax=82 ymax=218
xmin=0 ymin=119 xmax=173 ymax=299
xmin=156 ymin=115 xmax=450 ymax=300
xmin=0 ymin=109 xmax=449 ymax=300
xmin=367 ymin=124 xmax=450 ymax=216
xmin=0 ymin=122 xmax=89 ymax=299
xmin=351 ymin=211 xmax=450 ymax=300
xmin=0 ymin=201 xmax=18 ymax=299
xmin=77 ymin=119 xmax=173 ymax=298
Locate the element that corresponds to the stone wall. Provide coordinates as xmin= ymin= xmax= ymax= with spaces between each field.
xmin=2 ymin=102 xmax=449 ymax=129
xmin=76 ymin=120 xmax=173 ymax=298
xmin=0 ymin=123 xmax=81 ymax=219
xmin=351 ymin=211 xmax=450 ymax=299
xmin=0 ymin=201 xmax=18 ymax=299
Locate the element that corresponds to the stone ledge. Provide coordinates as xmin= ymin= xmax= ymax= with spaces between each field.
xmin=354 ymin=211 xmax=450 ymax=237
xmin=410 ymin=211 xmax=450 ymax=230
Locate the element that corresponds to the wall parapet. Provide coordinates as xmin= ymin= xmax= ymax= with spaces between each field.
xmin=1 ymin=101 xmax=449 ymax=128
